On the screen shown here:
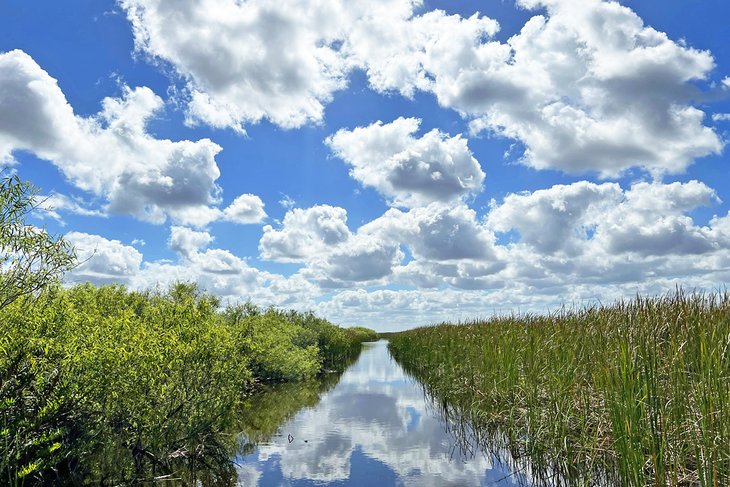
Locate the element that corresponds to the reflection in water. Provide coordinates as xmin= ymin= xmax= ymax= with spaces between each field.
xmin=234 ymin=372 xmax=344 ymax=454
xmin=236 ymin=340 xmax=523 ymax=486
xmin=400 ymin=356 xmax=618 ymax=487
xmin=418 ymin=387 xmax=555 ymax=487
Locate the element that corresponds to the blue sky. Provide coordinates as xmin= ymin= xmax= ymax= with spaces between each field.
xmin=1 ymin=0 xmax=729 ymax=331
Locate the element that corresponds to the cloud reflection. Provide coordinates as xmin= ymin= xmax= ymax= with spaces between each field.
xmin=237 ymin=341 xmax=520 ymax=486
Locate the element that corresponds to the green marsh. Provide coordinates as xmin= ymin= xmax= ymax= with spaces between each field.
xmin=388 ymin=291 xmax=730 ymax=486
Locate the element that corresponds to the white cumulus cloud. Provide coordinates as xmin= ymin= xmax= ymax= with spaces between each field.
xmin=303 ymin=235 xmax=404 ymax=288
xmin=326 ymin=118 xmax=484 ymax=207
xmin=260 ymin=205 xmax=352 ymax=262
xmin=65 ymin=232 xmax=144 ymax=286
xmin=168 ymin=226 xmax=214 ymax=258
xmin=487 ymin=181 xmax=623 ymax=255
xmin=363 ymin=202 xmax=498 ymax=262
xmin=120 ymin=0 xmax=419 ymax=131
xmin=353 ymin=0 xmax=722 ymax=176
xmin=0 ymin=50 xmax=272 ymax=229
xmin=489 ymin=180 xmax=722 ymax=259
xmin=120 ymin=0 xmax=723 ymax=176
xmin=0 ymin=49 xmax=223 ymax=226
xmin=223 ymin=194 xmax=267 ymax=224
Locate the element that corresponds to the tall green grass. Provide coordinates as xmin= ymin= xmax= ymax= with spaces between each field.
xmin=388 ymin=290 xmax=730 ymax=486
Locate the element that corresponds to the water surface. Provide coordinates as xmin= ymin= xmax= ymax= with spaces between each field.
xmin=235 ymin=340 xmax=524 ymax=486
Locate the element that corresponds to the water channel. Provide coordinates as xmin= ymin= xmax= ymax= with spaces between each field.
xmin=234 ymin=340 xmax=526 ymax=486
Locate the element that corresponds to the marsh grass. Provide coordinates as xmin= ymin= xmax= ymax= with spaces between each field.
xmin=388 ymin=290 xmax=730 ymax=486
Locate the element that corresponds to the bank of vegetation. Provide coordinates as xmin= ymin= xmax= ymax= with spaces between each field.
xmin=0 ymin=174 xmax=376 ymax=484
xmin=389 ymin=291 xmax=730 ymax=486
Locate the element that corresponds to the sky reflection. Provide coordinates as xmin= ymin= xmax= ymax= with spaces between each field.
xmin=236 ymin=340 xmax=521 ymax=486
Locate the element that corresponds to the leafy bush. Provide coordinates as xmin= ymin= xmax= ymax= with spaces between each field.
xmin=0 ymin=174 xmax=378 ymax=482
xmin=0 ymin=173 xmax=77 ymax=483
xmin=245 ymin=312 xmax=321 ymax=381
xmin=0 ymin=173 xmax=74 ymax=309
xmin=1 ymin=283 xmax=377 ymax=482
xmin=346 ymin=326 xmax=379 ymax=343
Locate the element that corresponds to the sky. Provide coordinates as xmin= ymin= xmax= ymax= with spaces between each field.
xmin=1 ymin=0 xmax=729 ymax=331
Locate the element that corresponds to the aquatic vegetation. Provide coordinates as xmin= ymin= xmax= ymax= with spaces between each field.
xmin=346 ymin=327 xmax=380 ymax=343
xmin=388 ymin=291 xmax=730 ymax=486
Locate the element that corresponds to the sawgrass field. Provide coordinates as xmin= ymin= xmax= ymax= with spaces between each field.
xmin=389 ymin=291 xmax=730 ymax=486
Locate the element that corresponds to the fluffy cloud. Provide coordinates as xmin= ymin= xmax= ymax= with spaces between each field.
xmin=392 ymin=259 xmax=506 ymax=291
xmin=168 ymin=226 xmax=214 ymax=258
xmin=325 ymin=180 xmax=729 ymax=296
xmin=121 ymin=0 xmax=723 ymax=176
xmin=258 ymin=180 xmax=730 ymax=296
xmin=363 ymin=202 xmax=498 ymax=262
xmin=260 ymin=202 xmax=499 ymax=288
xmin=345 ymin=9 xmax=500 ymax=98
xmin=222 ymin=194 xmax=267 ymax=224
xmin=120 ymin=0 xmax=418 ymax=131
xmin=711 ymin=212 xmax=730 ymax=237
xmin=260 ymin=205 xmax=351 ymax=262
xmin=353 ymin=0 xmax=722 ymax=176
xmin=326 ymin=118 xmax=484 ymax=207
xmin=303 ymin=236 xmax=404 ymax=288
xmin=0 ymin=50 xmax=273 ymax=228
xmin=487 ymin=181 xmax=623 ymax=255
xmin=65 ymin=232 xmax=144 ymax=285
xmin=489 ymin=180 xmax=722 ymax=259
xmin=480 ymin=180 xmax=730 ymax=302
xmin=594 ymin=181 xmax=720 ymax=256
xmin=259 ymin=204 xmax=405 ymax=287
xmin=0 ymin=49 xmax=223 ymax=225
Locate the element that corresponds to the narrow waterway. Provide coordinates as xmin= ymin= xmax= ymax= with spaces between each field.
xmin=235 ymin=340 xmax=524 ymax=486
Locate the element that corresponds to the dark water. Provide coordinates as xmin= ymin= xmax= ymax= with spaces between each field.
xmin=234 ymin=340 xmax=525 ymax=486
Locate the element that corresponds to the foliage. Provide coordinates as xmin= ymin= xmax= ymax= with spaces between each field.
xmin=0 ymin=173 xmax=78 ymax=484
xmin=388 ymin=290 xmax=730 ymax=486
xmin=228 ymin=305 xmax=375 ymax=372
xmin=346 ymin=326 xmax=379 ymax=343
xmin=245 ymin=312 xmax=321 ymax=381
xmin=0 ymin=173 xmax=75 ymax=310
xmin=0 ymin=175 xmax=377 ymax=483
xmin=0 ymin=282 xmax=375 ymax=483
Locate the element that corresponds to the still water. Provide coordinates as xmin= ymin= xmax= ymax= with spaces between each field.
xmin=234 ymin=340 xmax=524 ymax=486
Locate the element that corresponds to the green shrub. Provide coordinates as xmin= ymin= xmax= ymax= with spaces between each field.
xmin=0 ymin=282 xmax=376 ymax=482
xmin=244 ymin=312 xmax=321 ymax=381
xmin=0 ymin=176 xmax=378 ymax=482
xmin=346 ymin=326 xmax=379 ymax=343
